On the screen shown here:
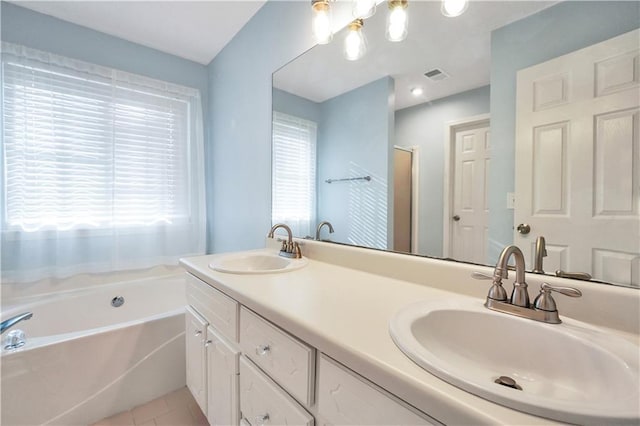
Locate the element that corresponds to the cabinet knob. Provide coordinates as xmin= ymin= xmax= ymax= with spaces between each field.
xmin=255 ymin=344 xmax=271 ymax=356
xmin=255 ymin=414 xmax=270 ymax=425
xmin=204 ymin=339 xmax=213 ymax=347
xmin=194 ymin=330 xmax=202 ymax=336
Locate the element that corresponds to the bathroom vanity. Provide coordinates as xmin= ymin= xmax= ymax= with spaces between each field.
xmin=180 ymin=239 xmax=639 ymax=425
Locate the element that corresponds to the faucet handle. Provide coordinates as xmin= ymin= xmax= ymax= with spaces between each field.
xmin=533 ymin=282 xmax=582 ymax=312
xmin=473 ymin=272 xmax=508 ymax=302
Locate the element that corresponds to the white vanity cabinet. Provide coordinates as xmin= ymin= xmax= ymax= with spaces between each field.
xmin=186 ymin=274 xmax=240 ymax=425
xmin=185 ymin=272 xmax=437 ymax=426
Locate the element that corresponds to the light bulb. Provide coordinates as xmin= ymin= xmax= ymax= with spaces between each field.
xmin=344 ymin=19 xmax=367 ymax=61
xmin=352 ymin=0 xmax=376 ymax=19
xmin=386 ymin=0 xmax=408 ymax=42
xmin=312 ymin=0 xmax=333 ymax=45
xmin=441 ymin=0 xmax=468 ymax=17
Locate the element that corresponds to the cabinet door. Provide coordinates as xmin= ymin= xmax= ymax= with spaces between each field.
xmin=207 ymin=326 xmax=240 ymax=426
xmin=317 ymin=355 xmax=438 ymax=425
xmin=186 ymin=306 xmax=208 ymax=415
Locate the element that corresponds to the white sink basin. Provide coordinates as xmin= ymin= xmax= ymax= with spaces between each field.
xmin=389 ymin=298 xmax=640 ymax=425
xmin=209 ymin=251 xmax=308 ymax=274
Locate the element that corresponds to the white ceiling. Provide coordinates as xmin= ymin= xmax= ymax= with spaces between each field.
xmin=9 ymin=0 xmax=267 ymax=65
xmin=273 ymin=1 xmax=557 ymax=110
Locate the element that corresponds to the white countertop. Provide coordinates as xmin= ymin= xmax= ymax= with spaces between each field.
xmin=180 ymin=242 xmax=639 ymax=425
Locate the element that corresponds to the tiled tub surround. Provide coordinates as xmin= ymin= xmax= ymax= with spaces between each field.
xmin=180 ymin=238 xmax=640 ymax=425
xmin=1 ymin=272 xmax=188 ymax=425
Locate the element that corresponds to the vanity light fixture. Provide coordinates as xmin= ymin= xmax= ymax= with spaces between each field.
xmin=344 ymin=19 xmax=367 ymax=61
xmin=312 ymin=0 xmax=333 ymax=44
xmin=410 ymin=87 xmax=423 ymax=96
xmin=352 ymin=0 xmax=377 ymax=19
xmin=441 ymin=0 xmax=468 ymax=17
xmin=386 ymin=0 xmax=409 ymax=42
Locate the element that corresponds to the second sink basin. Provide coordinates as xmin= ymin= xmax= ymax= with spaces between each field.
xmin=209 ymin=251 xmax=308 ymax=274
xmin=389 ymin=297 xmax=640 ymax=425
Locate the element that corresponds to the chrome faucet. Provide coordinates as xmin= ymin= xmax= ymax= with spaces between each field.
xmin=533 ymin=236 xmax=547 ymax=274
xmin=267 ymin=223 xmax=302 ymax=259
xmin=315 ymin=221 xmax=334 ymax=241
xmin=472 ymin=245 xmax=581 ymax=324
xmin=1 ymin=312 xmax=33 ymax=334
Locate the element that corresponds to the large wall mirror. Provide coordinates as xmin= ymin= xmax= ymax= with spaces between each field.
xmin=272 ymin=0 xmax=640 ymax=289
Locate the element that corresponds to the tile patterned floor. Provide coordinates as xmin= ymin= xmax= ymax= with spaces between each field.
xmin=92 ymin=387 xmax=208 ymax=426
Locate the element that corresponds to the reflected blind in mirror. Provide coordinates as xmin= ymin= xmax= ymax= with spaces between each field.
xmin=272 ymin=111 xmax=317 ymax=237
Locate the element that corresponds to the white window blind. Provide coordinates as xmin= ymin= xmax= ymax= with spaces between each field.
xmin=3 ymin=58 xmax=190 ymax=231
xmin=1 ymin=42 xmax=206 ymax=283
xmin=272 ymin=111 xmax=317 ymax=237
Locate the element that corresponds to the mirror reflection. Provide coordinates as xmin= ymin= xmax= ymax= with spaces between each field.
xmin=272 ymin=0 xmax=640 ymax=288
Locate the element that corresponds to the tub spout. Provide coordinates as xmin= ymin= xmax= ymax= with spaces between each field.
xmin=1 ymin=312 xmax=33 ymax=334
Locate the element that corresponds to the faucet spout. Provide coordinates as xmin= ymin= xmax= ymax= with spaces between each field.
xmin=267 ymin=223 xmax=301 ymax=259
xmin=494 ymin=245 xmax=529 ymax=307
xmin=533 ymin=236 xmax=547 ymax=274
xmin=315 ymin=221 xmax=334 ymax=240
xmin=1 ymin=312 xmax=33 ymax=334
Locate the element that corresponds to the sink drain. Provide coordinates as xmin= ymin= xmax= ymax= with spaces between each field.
xmin=494 ymin=376 xmax=522 ymax=391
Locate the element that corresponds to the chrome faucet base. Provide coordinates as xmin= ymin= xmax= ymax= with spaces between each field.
xmin=484 ymin=298 xmax=561 ymax=324
xmin=278 ymin=250 xmax=300 ymax=259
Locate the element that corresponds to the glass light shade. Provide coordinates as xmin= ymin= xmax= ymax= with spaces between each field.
xmin=352 ymin=0 xmax=376 ymax=19
xmin=386 ymin=2 xmax=408 ymax=42
xmin=344 ymin=21 xmax=367 ymax=61
xmin=312 ymin=1 xmax=333 ymax=44
xmin=441 ymin=0 xmax=468 ymax=17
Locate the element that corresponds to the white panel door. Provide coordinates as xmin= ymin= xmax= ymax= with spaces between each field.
xmin=207 ymin=326 xmax=240 ymax=426
xmin=186 ymin=306 xmax=208 ymax=415
xmin=452 ymin=124 xmax=491 ymax=264
xmin=515 ymin=29 xmax=640 ymax=286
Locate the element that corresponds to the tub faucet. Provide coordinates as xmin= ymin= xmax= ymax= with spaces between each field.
xmin=268 ymin=223 xmax=302 ymax=259
xmin=533 ymin=236 xmax=547 ymax=274
xmin=315 ymin=221 xmax=334 ymax=241
xmin=1 ymin=312 xmax=33 ymax=334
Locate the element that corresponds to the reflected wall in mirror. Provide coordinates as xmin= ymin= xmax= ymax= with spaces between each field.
xmin=272 ymin=1 xmax=640 ymax=288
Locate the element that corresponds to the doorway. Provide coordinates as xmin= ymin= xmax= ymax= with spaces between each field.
xmin=393 ymin=146 xmax=419 ymax=253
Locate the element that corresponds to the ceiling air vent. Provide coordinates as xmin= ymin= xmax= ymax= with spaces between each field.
xmin=424 ymin=68 xmax=449 ymax=81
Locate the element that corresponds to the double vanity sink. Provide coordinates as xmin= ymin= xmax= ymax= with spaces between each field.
xmin=196 ymin=243 xmax=640 ymax=425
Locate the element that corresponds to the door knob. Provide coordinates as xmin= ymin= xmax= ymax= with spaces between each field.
xmin=452 ymin=215 xmax=460 ymax=221
xmin=516 ymin=223 xmax=531 ymax=234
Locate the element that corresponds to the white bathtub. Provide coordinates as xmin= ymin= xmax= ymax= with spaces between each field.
xmin=1 ymin=272 xmax=187 ymax=425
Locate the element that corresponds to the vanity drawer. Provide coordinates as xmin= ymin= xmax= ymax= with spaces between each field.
xmin=186 ymin=273 xmax=239 ymax=342
xmin=239 ymin=356 xmax=314 ymax=426
xmin=239 ymin=307 xmax=315 ymax=406
xmin=317 ymin=355 xmax=438 ymax=425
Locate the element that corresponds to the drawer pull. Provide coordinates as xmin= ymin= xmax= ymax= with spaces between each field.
xmin=194 ymin=330 xmax=202 ymax=336
xmin=255 ymin=344 xmax=271 ymax=356
xmin=204 ymin=339 xmax=213 ymax=347
xmin=255 ymin=414 xmax=270 ymax=425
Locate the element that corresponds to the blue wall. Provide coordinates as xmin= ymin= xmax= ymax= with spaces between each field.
xmin=317 ymin=77 xmax=394 ymax=249
xmin=0 ymin=3 xmax=208 ymax=105
xmin=207 ymin=1 xmax=316 ymax=253
xmin=395 ymin=85 xmax=490 ymax=257
xmin=272 ymin=88 xmax=321 ymax=124
xmin=488 ymin=1 xmax=640 ymax=263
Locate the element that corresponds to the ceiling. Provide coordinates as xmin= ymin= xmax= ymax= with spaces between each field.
xmin=8 ymin=0 xmax=267 ymax=65
xmin=273 ymin=1 xmax=557 ymax=110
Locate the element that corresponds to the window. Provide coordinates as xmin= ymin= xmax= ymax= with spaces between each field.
xmin=1 ymin=43 xmax=205 ymax=282
xmin=272 ymin=111 xmax=317 ymax=238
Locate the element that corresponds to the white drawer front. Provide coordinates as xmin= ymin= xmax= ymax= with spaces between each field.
xmin=187 ymin=273 xmax=239 ymax=342
xmin=239 ymin=357 xmax=314 ymax=426
xmin=239 ymin=307 xmax=315 ymax=406
xmin=317 ymin=355 xmax=438 ymax=426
